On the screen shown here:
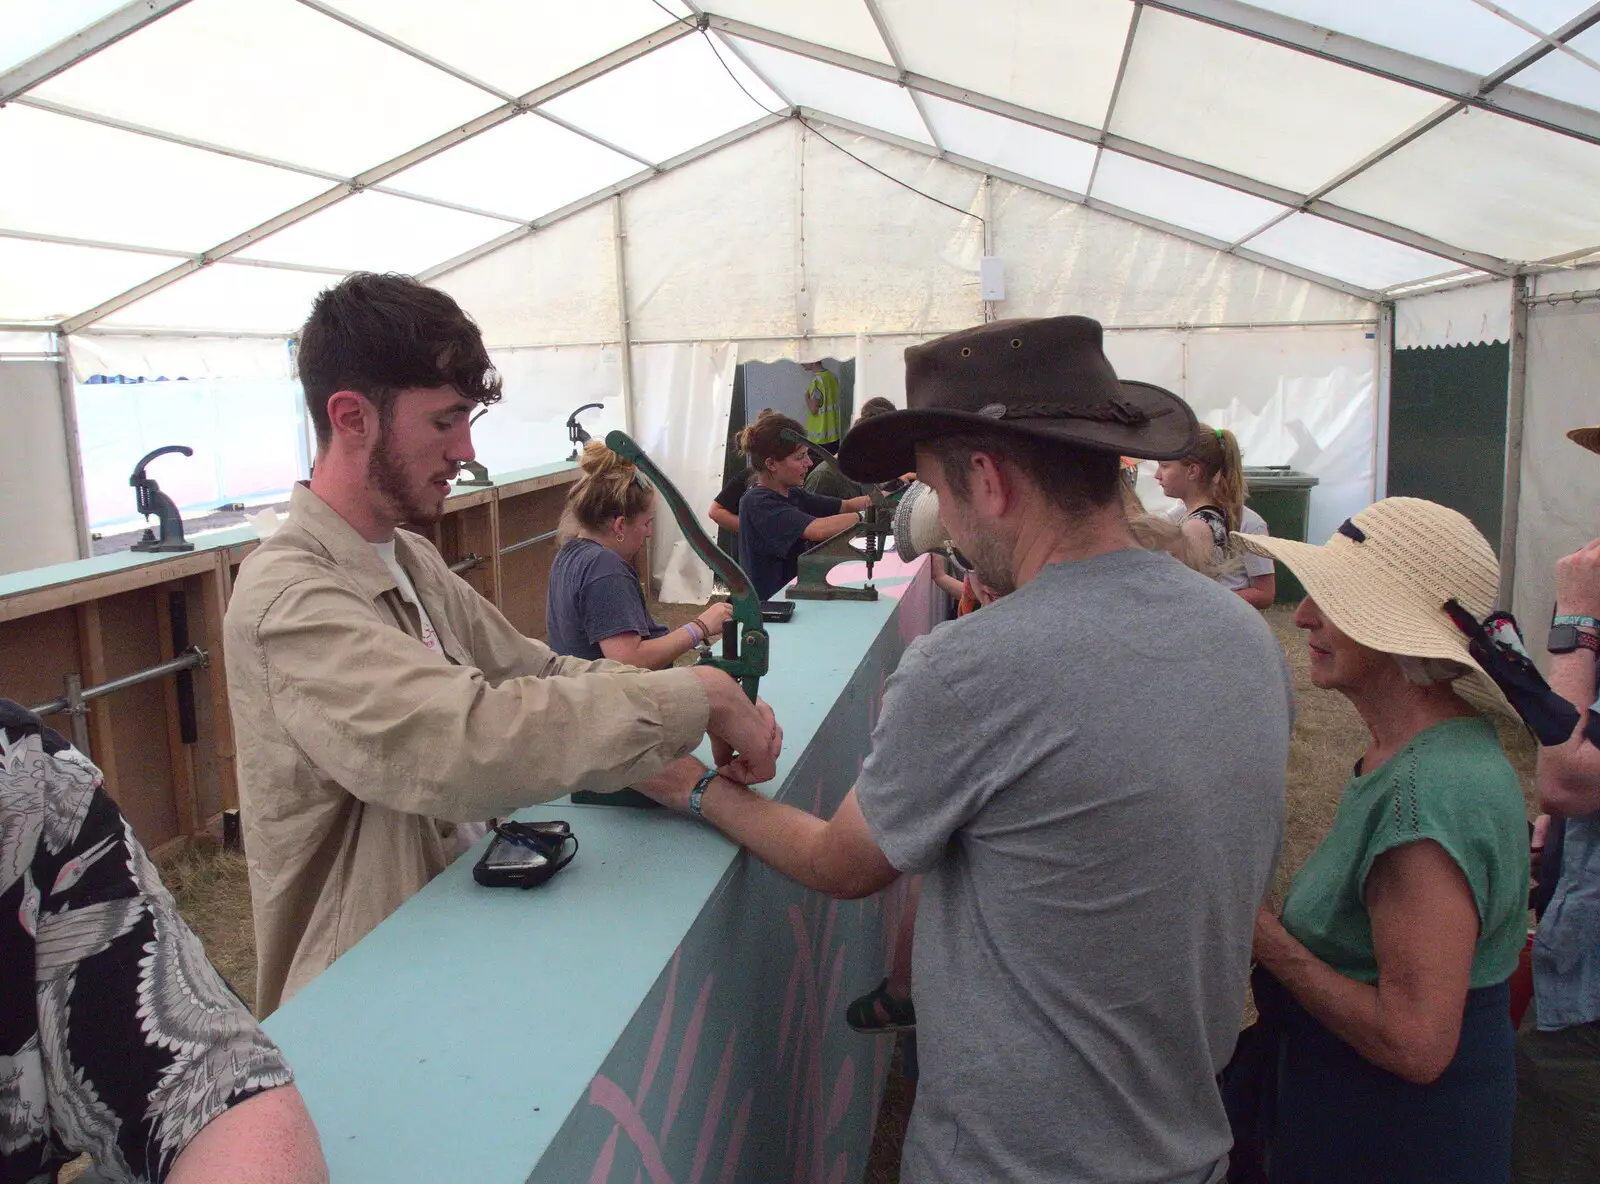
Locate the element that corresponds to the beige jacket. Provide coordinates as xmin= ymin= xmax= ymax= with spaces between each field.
xmin=225 ymin=485 xmax=708 ymax=1015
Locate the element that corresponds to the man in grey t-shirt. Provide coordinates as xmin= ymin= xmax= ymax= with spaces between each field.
xmin=637 ymin=316 xmax=1290 ymax=1182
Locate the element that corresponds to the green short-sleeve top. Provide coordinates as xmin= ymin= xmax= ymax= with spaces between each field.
xmin=1281 ymin=716 xmax=1530 ymax=989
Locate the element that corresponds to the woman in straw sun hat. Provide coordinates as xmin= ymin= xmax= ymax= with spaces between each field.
xmin=1236 ymin=497 xmax=1530 ymax=1184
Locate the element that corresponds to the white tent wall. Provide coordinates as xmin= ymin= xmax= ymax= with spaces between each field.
xmin=1394 ymin=281 xmax=1513 ymax=351
xmin=0 ymin=357 xmax=81 ymax=576
xmin=61 ymin=334 xmax=308 ymax=534
xmin=479 ymin=345 xmax=627 ymax=475
xmin=435 ymin=203 xmax=621 ymax=348
xmin=623 ymin=121 xmax=800 ymax=343
xmin=799 ymin=129 xmax=986 ymax=337
xmin=1512 ymin=295 xmax=1600 ymax=663
xmin=630 ymin=341 xmax=737 ymax=603
xmin=990 ymin=183 xmax=1374 ymax=327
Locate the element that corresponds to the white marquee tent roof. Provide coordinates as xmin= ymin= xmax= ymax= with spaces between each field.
xmin=4 ymin=0 xmax=1600 ymax=335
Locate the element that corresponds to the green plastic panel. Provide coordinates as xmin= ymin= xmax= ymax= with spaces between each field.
xmin=1388 ymin=343 xmax=1509 ymax=548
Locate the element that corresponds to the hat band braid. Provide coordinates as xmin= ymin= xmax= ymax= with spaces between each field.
xmin=981 ymin=398 xmax=1156 ymax=426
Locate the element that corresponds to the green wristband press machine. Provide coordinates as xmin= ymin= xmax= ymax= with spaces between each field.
xmin=570 ymin=431 xmax=769 ymax=808
xmin=778 ymin=428 xmax=894 ymax=602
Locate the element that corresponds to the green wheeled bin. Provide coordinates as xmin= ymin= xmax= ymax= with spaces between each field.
xmin=1244 ymin=466 xmax=1320 ymax=604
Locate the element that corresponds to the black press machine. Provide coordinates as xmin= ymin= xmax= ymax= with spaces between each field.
xmin=129 ymin=445 xmax=195 ymax=553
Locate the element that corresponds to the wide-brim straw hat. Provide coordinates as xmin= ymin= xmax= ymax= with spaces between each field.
xmin=1232 ymin=497 xmax=1512 ymax=718
xmin=1568 ymin=425 xmax=1600 ymax=454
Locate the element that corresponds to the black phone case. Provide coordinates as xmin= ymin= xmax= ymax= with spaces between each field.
xmin=472 ymin=832 xmax=577 ymax=889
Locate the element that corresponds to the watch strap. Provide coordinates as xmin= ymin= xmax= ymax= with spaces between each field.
xmin=1579 ymin=631 xmax=1600 ymax=655
xmin=688 ymin=769 xmax=718 ymax=818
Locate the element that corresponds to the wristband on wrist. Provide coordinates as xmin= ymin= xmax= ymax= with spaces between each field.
xmin=1555 ymin=614 xmax=1600 ymax=629
xmin=688 ymin=769 xmax=718 ymax=818
xmin=1578 ymin=631 xmax=1600 ymax=655
xmin=684 ymin=621 xmax=703 ymax=646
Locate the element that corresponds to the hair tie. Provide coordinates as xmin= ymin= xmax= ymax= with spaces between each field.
xmin=1214 ymin=427 xmax=1224 ymax=439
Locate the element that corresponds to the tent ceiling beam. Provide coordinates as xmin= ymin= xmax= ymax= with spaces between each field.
xmin=292 ymin=0 xmax=660 ymax=171
xmin=18 ymin=95 xmax=538 ymax=225
xmin=860 ymin=0 xmax=943 ymax=150
xmin=707 ymin=14 xmax=1513 ymax=275
xmin=1480 ymin=3 xmax=1600 ymax=90
xmin=796 ymin=108 xmax=1384 ymax=302
xmin=416 ymin=111 xmax=787 ymax=283
xmin=530 ymin=109 xmax=657 ymax=171
xmin=0 ymin=0 xmax=192 ymax=104
xmin=1143 ymin=0 xmax=1600 ymax=147
xmin=0 ymin=227 xmax=192 ymax=260
xmin=1227 ymin=99 xmax=1462 ymax=250
xmin=676 ymin=2 xmax=800 ymax=113
xmin=708 ymin=29 xmax=795 ymax=108
xmin=1086 ymin=1 xmax=1146 ymax=200
xmin=0 ymin=227 xmax=349 ymax=276
xmin=292 ymin=0 xmax=518 ymax=102
xmin=57 ymin=21 xmax=698 ymax=333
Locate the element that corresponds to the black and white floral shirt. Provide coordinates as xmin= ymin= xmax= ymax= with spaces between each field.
xmin=0 ymin=701 xmax=292 ymax=1184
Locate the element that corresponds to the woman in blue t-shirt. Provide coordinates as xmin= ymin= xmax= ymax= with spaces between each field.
xmin=735 ymin=411 xmax=871 ymax=601
xmin=546 ymin=441 xmax=732 ymax=667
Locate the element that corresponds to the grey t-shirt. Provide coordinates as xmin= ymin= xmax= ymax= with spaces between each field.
xmin=856 ymin=547 xmax=1290 ymax=1184
xmin=545 ymin=538 xmax=667 ymax=660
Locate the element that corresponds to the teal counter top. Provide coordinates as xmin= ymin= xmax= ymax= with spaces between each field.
xmin=0 ymin=525 xmax=257 ymax=601
xmin=263 ymin=571 xmax=936 ymax=1183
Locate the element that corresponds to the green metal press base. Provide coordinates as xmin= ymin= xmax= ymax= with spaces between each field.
xmin=788 ymin=583 xmax=878 ymax=601
xmin=571 ymin=788 xmax=661 ymax=809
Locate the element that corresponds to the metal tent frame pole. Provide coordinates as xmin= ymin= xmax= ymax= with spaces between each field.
xmin=1499 ymin=275 xmax=1531 ymax=605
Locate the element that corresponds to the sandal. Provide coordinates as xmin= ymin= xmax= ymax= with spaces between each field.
xmin=845 ymin=978 xmax=916 ymax=1034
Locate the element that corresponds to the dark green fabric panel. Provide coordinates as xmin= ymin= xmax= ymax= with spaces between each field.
xmin=1388 ymin=342 xmax=1509 ymax=546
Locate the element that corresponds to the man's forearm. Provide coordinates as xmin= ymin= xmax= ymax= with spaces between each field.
xmin=1540 ymin=648 xmax=1600 ymax=815
xmin=642 ymin=760 xmax=849 ymax=896
xmin=698 ymin=776 xmax=844 ymax=894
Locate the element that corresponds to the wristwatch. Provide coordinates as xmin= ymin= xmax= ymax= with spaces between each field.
xmin=1549 ymin=612 xmax=1600 ymax=654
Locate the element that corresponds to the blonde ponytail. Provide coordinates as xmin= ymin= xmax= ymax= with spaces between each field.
xmin=1183 ymin=426 xmax=1249 ymax=532
xmin=560 ymin=440 xmax=654 ymax=545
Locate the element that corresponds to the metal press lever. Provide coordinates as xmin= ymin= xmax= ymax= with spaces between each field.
xmin=605 ymin=430 xmax=768 ymax=701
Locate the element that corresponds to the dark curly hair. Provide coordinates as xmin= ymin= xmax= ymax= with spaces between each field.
xmin=296 ymin=272 xmax=502 ymax=449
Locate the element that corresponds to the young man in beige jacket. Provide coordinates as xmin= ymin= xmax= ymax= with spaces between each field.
xmin=225 ymin=273 xmax=778 ymax=1015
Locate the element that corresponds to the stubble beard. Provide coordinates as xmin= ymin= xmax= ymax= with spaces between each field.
xmin=368 ymin=427 xmax=444 ymax=528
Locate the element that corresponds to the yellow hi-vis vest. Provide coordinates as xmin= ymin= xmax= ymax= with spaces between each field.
xmin=804 ymin=369 xmax=842 ymax=446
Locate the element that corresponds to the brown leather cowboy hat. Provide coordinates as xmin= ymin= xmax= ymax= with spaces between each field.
xmin=838 ymin=315 xmax=1198 ymax=483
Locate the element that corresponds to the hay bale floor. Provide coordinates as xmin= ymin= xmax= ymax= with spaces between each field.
xmin=156 ymin=605 xmax=1535 ymax=1183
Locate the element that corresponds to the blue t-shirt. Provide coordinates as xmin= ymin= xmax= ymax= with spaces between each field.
xmin=1533 ymin=687 xmax=1600 ymax=1030
xmin=545 ymin=538 xmax=667 ymax=660
xmin=737 ymin=485 xmax=843 ymax=601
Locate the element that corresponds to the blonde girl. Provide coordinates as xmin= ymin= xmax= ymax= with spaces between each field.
xmin=1154 ymin=427 xmax=1276 ymax=609
xmin=546 ymin=441 xmax=732 ymax=666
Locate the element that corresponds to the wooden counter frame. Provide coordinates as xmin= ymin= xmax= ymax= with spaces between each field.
xmin=0 ymin=462 xmax=579 ymax=856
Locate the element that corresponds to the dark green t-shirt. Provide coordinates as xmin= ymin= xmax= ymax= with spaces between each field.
xmin=1281 ymin=715 xmax=1529 ymax=989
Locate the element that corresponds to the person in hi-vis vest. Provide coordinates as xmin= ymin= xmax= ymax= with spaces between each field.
xmin=802 ymin=360 xmax=842 ymax=453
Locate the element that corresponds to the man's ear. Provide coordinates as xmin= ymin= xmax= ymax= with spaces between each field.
xmin=968 ymin=450 xmax=1011 ymax=515
xmin=325 ymin=391 xmax=376 ymax=444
